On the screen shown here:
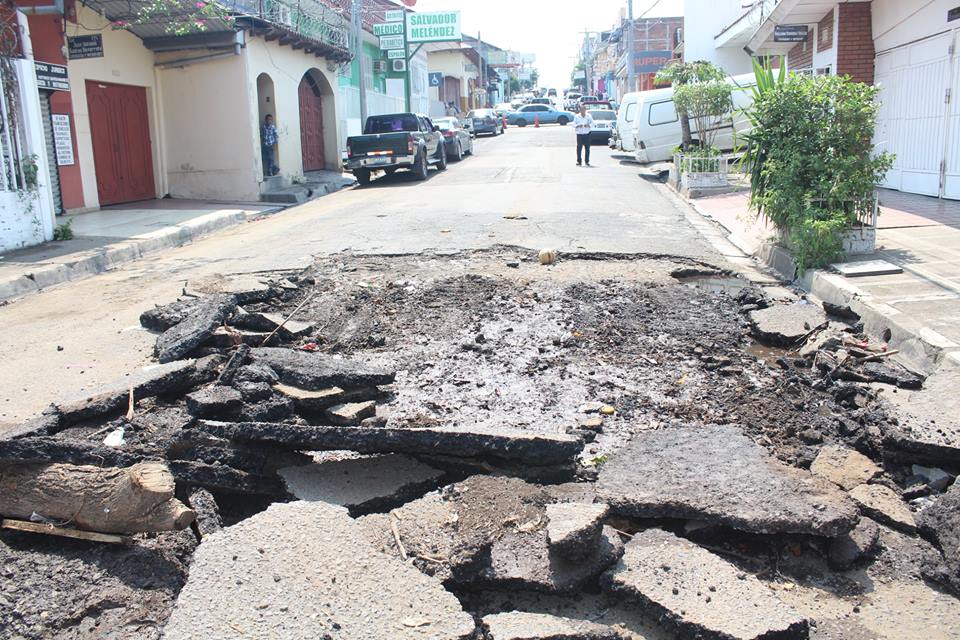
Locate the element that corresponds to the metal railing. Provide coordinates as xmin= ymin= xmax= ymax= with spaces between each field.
xmin=225 ymin=0 xmax=349 ymax=50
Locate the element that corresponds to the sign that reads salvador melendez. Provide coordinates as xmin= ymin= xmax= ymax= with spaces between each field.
xmin=373 ymin=22 xmax=404 ymax=36
xmin=406 ymin=10 xmax=461 ymax=43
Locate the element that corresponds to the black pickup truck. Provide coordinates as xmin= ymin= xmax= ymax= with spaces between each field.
xmin=345 ymin=113 xmax=447 ymax=185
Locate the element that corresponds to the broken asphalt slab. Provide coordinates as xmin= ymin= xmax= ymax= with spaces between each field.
xmin=848 ymin=483 xmax=917 ymax=534
xmin=196 ymin=420 xmax=583 ymax=466
xmin=918 ymin=481 xmax=960 ymax=595
xmin=809 ymin=445 xmax=882 ymax=491
xmin=602 ymin=528 xmax=808 ymax=640
xmin=250 ymin=347 xmax=395 ymax=390
xmin=278 ymin=454 xmax=445 ymax=515
xmin=154 ymin=294 xmax=237 ymax=363
xmin=163 ymin=501 xmax=476 ymax=639
xmin=749 ymin=303 xmax=827 ymax=347
xmin=546 ymin=502 xmax=609 ymax=560
xmin=596 ymin=425 xmax=858 ymax=537
xmin=482 ymin=611 xmax=625 ymax=640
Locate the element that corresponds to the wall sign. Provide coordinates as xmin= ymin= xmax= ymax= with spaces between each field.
xmin=388 ymin=49 xmax=406 ymax=60
xmin=428 ymin=71 xmax=442 ymax=87
xmin=373 ymin=22 xmax=404 ymax=36
xmin=379 ymin=35 xmax=405 ymax=50
xmin=35 ymin=61 xmax=70 ymax=91
xmin=385 ymin=9 xmax=404 ymax=23
xmin=51 ymin=114 xmax=75 ymax=166
xmin=68 ymin=34 xmax=103 ymax=59
xmin=774 ymin=25 xmax=809 ymax=43
xmin=634 ymin=50 xmax=674 ymax=73
xmin=948 ymin=6 xmax=960 ymax=21
xmin=406 ymin=10 xmax=461 ymax=43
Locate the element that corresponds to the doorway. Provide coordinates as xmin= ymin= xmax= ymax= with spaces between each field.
xmin=298 ymin=72 xmax=325 ymax=172
xmin=85 ymin=81 xmax=155 ymax=206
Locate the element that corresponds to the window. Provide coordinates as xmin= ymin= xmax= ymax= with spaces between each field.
xmin=364 ymin=114 xmax=419 ymax=134
xmin=624 ymin=102 xmax=637 ymax=122
xmin=648 ymin=100 xmax=678 ymax=126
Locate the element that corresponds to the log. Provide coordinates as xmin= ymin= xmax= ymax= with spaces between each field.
xmin=0 ymin=462 xmax=194 ymax=534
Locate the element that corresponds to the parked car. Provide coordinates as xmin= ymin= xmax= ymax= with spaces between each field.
xmin=587 ymin=109 xmax=616 ymax=144
xmin=564 ymin=92 xmax=581 ymax=110
xmin=493 ymin=102 xmax=515 ymax=115
xmin=467 ymin=108 xmax=504 ymax=136
xmin=630 ymin=72 xmax=758 ymax=163
xmin=507 ymin=104 xmax=576 ymax=127
xmin=581 ymin=99 xmax=613 ymax=111
xmin=432 ymin=117 xmax=474 ymax=161
xmin=345 ymin=113 xmax=446 ymax=185
xmin=529 ymin=97 xmax=551 ymax=105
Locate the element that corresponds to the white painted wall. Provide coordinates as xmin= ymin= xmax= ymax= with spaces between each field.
xmin=244 ymin=36 xmax=341 ymax=177
xmin=0 ymin=20 xmax=56 ymax=252
xmin=66 ymin=4 xmax=163 ymax=209
xmin=157 ymin=52 xmax=259 ymax=201
xmin=427 ymin=50 xmax=470 ymax=98
xmin=684 ymin=0 xmax=755 ymax=75
xmin=873 ymin=0 xmax=958 ymax=55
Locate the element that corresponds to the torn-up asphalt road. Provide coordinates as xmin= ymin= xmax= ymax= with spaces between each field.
xmin=0 ymin=249 xmax=958 ymax=640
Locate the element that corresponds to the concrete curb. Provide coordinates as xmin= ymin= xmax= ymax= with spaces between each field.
xmin=0 ymin=207 xmax=277 ymax=304
xmin=676 ymin=185 xmax=957 ymax=376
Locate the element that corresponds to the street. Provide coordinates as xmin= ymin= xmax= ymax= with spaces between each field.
xmin=0 ymin=125 xmax=721 ymax=425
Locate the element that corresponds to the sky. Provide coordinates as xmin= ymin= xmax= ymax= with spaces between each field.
xmin=405 ymin=0 xmax=685 ymax=89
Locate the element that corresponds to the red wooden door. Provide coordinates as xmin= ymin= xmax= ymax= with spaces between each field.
xmin=298 ymin=75 xmax=325 ymax=172
xmin=86 ymin=81 xmax=155 ymax=206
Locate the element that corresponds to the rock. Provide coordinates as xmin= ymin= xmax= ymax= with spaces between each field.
xmin=197 ymin=421 xmax=583 ymax=466
xmin=187 ymin=274 xmax=281 ymax=304
xmin=53 ymin=358 xmax=217 ymax=427
xmin=546 ymin=503 xmax=609 ymax=560
xmin=155 ymin=294 xmax=237 ymax=363
xmin=278 ymin=454 xmax=444 ymax=515
xmin=749 ymin=303 xmax=827 ymax=346
xmin=799 ymin=428 xmax=823 ymax=444
xmin=601 ymin=528 xmax=808 ymax=640
xmin=849 ymin=484 xmax=917 ymax=533
xmin=911 ymin=465 xmax=954 ymax=492
xmin=859 ymin=361 xmax=924 ymax=389
xmin=596 ymin=425 xmax=858 ymax=537
xmin=186 ymin=487 xmax=222 ymax=539
xmin=578 ymin=417 xmax=604 ymax=431
xmin=235 ymin=381 xmax=273 ymax=402
xmin=237 ymin=395 xmax=295 ymax=423
xmin=918 ymin=482 xmax=960 ymax=595
xmin=216 ymin=344 xmax=251 ymax=386
xmin=544 ymin=483 xmax=597 ymax=504
xmin=828 ymin=517 xmax=880 ymax=569
xmin=326 ymin=400 xmax=377 ymax=426
xmin=185 ymin=386 xmax=243 ymax=420
xmin=163 ymin=501 xmax=476 ymax=640
xmin=273 ymin=383 xmax=344 ymax=412
xmin=579 ymin=402 xmax=604 ymax=414
xmin=810 ymin=445 xmax=883 ymax=490
xmin=250 ymin=347 xmax=395 ymax=390
xmin=482 ymin=611 xmax=624 ymax=640
xmin=822 ymin=301 xmax=860 ymax=322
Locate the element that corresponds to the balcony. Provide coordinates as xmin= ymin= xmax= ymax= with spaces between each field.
xmin=226 ymin=0 xmax=351 ymax=60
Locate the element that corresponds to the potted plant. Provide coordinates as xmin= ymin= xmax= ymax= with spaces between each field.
xmin=739 ymin=61 xmax=893 ymax=273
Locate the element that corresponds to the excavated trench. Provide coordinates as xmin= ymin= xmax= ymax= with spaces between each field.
xmin=0 ymin=248 xmax=956 ymax=640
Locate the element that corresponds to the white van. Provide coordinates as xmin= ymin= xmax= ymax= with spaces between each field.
xmin=630 ymin=73 xmax=759 ymax=164
xmin=611 ymin=91 xmax=645 ymax=152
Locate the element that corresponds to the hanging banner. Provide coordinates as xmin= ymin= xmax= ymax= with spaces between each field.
xmin=406 ymin=10 xmax=461 ymax=43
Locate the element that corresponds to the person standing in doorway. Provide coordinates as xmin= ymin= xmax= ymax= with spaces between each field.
xmin=446 ymin=101 xmax=461 ymax=117
xmin=574 ymin=104 xmax=594 ymax=166
xmin=261 ymin=114 xmax=279 ymax=177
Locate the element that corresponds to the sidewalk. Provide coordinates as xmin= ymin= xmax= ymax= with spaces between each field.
xmin=0 ymin=199 xmax=279 ymax=302
xmin=691 ymin=188 xmax=960 ymax=375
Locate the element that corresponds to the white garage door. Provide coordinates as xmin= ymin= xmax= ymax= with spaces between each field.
xmin=874 ymin=30 xmax=959 ymax=199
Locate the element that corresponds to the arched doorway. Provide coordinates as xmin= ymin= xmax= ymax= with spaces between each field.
xmin=298 ymin=70 xmax=327 ymax=172
xmin=256 ymin=73 xmax=277 ymax=178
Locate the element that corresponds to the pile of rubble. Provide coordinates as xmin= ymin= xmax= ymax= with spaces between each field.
xmin=0 ymin=251 xmax=958 ymax=639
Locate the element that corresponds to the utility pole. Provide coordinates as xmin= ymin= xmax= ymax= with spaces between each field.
xmin=626 ymin=0 xmax=635 ymax=94
xmin=351 ymin=0 xmax=367 ymax=124
xmin=478 ymin=32 xmax=484 ymax=108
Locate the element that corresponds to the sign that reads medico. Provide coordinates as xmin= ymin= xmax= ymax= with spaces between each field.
xmin=373 ymin=22 xmax=404 ymax=36
xmin=406 ymin=10 xmax=461 ymax=43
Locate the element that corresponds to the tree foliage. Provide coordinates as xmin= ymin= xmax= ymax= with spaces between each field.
xmin=113 ymin=0 xmax=234 ymax=36
xmin=654 ymin=60 xmax=726 ymax=149
xmin=739 ymin=60 xmax=894 ymax=272
xmin=672 ymin=81 xmax=733 ymax=150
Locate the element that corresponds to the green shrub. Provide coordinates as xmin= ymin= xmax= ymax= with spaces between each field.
xmin=53 ymin=218 xmax=74 ymax=241
xmin=740 ymin=62 xmax=893 ymax=273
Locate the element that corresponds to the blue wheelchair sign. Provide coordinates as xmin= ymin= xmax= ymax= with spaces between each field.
xmin=429 ymin=72 xmax=443 ymax=87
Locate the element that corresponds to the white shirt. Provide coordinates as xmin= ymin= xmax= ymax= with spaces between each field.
xmin=574 ymin=113 xmax=594 ymax=135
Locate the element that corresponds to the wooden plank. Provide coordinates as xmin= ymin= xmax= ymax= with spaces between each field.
xmin=2 ymin=518 xmax=133 ymax=545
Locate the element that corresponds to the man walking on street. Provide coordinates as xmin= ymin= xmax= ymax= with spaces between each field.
xmin=574 ymin=105 xmax=594 ymax=166
xmin=261 ymin=114 xmax=279 ymax=177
